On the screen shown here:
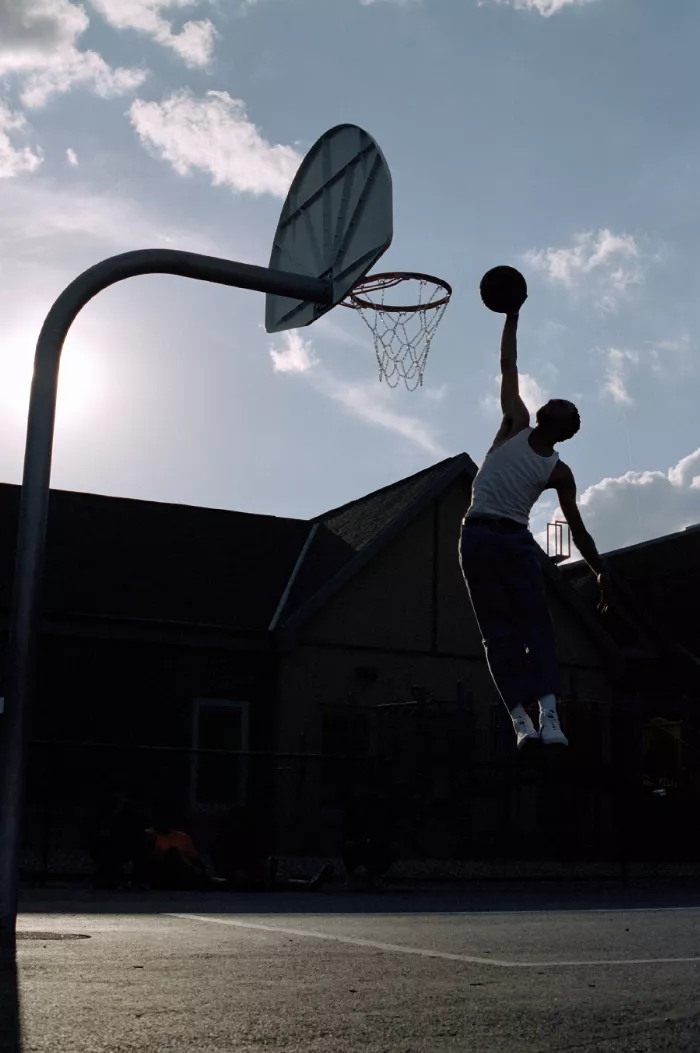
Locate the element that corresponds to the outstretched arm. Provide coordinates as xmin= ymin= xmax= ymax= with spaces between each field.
xmin=500 ymin=313 xmax=529 ymax=424
xmin=554 ymin=464 xmax=612 ymax=613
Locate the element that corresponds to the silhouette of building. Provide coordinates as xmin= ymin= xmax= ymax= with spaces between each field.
xmin=1 ymin=461 xmax=698 ymax=872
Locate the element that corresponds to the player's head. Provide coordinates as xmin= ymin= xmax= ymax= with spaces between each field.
xmin=535 ymin=399 xmax=580 ymax=443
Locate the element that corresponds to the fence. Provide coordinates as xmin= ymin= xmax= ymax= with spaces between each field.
xmin=20 ymin=722 xmax=700 ymax=884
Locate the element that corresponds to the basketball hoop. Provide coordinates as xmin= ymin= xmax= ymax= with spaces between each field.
xmin=342 ymin=271 xmax=452 ymax=391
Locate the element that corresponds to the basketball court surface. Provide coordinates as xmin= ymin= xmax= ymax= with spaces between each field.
xmin=13 ymin=883 xmax=700 ymax=1051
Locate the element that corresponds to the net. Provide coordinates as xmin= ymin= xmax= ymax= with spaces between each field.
xmin=342 ymin=272 xmax=451 ymax=391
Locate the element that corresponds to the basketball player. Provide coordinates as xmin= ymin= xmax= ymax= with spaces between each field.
xmin=460 ymin=307 xmax=612 ymax=749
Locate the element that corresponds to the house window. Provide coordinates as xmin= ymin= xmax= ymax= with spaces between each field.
xmin=190 ymin=699 xmax=249 ymax=809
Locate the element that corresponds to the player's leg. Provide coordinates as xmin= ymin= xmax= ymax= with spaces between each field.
xmin=510 ymin=536 xmax=568 ymax=746
xmin=459 ymin=524 xmax=540 ymax=748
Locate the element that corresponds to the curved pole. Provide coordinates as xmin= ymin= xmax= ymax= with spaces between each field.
xmin=0 ymin=249 xmax=332 ymax=945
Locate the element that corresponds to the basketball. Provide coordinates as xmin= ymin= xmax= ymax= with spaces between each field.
xmin=479 ymin=266 xmax=528 ymax=314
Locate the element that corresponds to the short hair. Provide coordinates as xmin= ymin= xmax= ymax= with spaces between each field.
xmin=536 ymin=400 xmax=580 ymax=437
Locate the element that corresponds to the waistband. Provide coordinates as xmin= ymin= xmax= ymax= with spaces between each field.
xmin=463 ymin=515 xmax=528 ymax=532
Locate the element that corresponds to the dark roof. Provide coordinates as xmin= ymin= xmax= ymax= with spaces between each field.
xmin=279 ymin=451 xmax=628 ymax=679
xmin=312 ymin=455 xmax=470 ymax=551
xmin=279 ymin=454 xmax=479 ymax=627
xmin=2 ymin=454 xmax=682 ymax=690
xmin=537 ymin=557 xmax=623 ymax=674
xmin=560 ymin=525 xmax=700 ymax=667
xmin=0 ymin=484 xmax=309 ymax=631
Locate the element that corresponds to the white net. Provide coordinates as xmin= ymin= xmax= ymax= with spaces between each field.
xmin=345 ymin=274 xmax=451 ymax=391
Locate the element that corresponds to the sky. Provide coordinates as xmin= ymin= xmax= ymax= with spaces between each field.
xmin=0 ymin=0 xmax=699 ymax=564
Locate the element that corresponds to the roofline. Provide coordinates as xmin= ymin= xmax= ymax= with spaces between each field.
xmin=279 ymin=454 xmax=478 ymax=634
xmin=281 ymin=453 xmax=630 ymax=676
xmin=309 ymin=454 xmax=466 ymax=524
xmin=562 ymin=523 xmax=700 ymax=567
xmin=268 ymin=523 xmax=319 ymax=631
xmin=0 ymin=480 xmax=306 ymax=528
xmin=557 ymin=556 xmax=700 ymax=674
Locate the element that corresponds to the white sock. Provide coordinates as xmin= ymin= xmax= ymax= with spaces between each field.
xmin=510 ymin=704 xmax=531 ymax=724
xmin=538 ymin=694 xmax=557 ymax=716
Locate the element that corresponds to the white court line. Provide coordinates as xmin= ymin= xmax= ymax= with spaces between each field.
xmin=167 ymin=913 xmax=700 ymax=969
xmin=428 ymin=906 xmax=700 ymax=917
xmin=213 ymin=906 xmax=700 ymax=918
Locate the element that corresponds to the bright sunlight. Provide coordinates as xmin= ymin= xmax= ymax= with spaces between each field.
xmin=0 ymin=330 xmax=104 ymax=426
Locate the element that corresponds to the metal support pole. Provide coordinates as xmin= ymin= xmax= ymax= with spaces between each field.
xmin=0 ymin=249 xmax=332 ymax=945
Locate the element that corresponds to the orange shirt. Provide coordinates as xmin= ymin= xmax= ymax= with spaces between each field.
xmin=146 ymin=829 xmax=198 ymax=861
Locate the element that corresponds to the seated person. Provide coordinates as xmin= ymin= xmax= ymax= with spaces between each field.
xmin=145 ymin=811 xmax=223 ymax=891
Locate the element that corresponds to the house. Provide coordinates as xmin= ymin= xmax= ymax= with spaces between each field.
xmin=0 ymin=456 xmax=670 ymax=874
xmin=559 ymin=527 xmax=700 ymax=862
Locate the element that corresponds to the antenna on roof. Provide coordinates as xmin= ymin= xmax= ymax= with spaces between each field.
xmin=547 ymin=520 xmax=571 ymax=565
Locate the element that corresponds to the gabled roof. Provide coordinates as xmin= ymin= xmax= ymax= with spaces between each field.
xmin=312 ymin=455 xmax=473 ymax=551
xmin=274 ymin=453 xmax=634 ymax=681
xmin=1 ymin=456 xmax=681 ymax=686
xmin=278 ymin=454 xmax=479 ymax=629
xmin=276 ymin=452 xmax=625 ymax=679
xmin=0 ymin=484 xmax=309 ymax=631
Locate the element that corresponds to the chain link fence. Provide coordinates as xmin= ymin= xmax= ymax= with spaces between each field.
xmin=19 ymin=719 xmax=700 ymax=886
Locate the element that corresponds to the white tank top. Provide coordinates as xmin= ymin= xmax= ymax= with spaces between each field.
xmin=466 ymin=427 xmax=559 ymax=526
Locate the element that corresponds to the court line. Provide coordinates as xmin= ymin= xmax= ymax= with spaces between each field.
xmin=427 ymin=906 xmax=700 ymax=917
xmin=167 ymin=913 xmax=700 ymax=969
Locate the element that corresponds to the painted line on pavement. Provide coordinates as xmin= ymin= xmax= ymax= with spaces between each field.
xmin=434 ymin=906 xmax=700 ymax=917
xmin=167 ymin=913 xmax=700 ymax=969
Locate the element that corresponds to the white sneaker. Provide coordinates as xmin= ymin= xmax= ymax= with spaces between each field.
xmin=512 ymin=712 xmax=540 ymax=750
xmin=539 ymin=710 xmax=569 ymax=746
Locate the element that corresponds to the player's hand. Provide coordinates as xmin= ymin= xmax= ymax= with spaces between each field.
xmin=596 ymin=570 xmax=613 ymax=615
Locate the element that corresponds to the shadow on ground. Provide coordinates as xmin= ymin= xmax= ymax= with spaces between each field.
xmin=0 ymin=946 xmax=20 ymax=1053
xmin=18 ymin=879 xmax=700 ymax=918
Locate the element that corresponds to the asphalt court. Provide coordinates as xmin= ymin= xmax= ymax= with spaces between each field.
xmin=14 ymin=891 xmax=700 ymax=1051
xmin=166 ymin=905 xmax=700 ymax=967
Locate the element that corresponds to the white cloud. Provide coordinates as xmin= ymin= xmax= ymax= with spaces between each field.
xmin=0 ymin=0 xmax=147 ymax=108
xmin=269 ymin=331 xmax=447 ymax=456
xmin=646 ymin=334 xmax=695 ymax=378
xmin=525 ymin=229 xmax=644 ymax=312
xmin=424 ymin=384 xmax=448 ymax=402
xmin=89 ymin=0 xmax=218 ymax=67
xmin=324 ymin=378 xmax=447 ymax=455
xmin=535 ymin=448 xmax=700 ymax=558
xmin=270 ymin=330 xmax=318 ymax=374
xmin=65 ymin=146 xmax=78 ymax=165
xmin=481 ymin=371 xmax=548 ymax=415
xmin=0 ymin=100 xmax=43 ymax=177
xmin=657 ymin=335 xmax=693 ymax=354
xmin=601 ymin=348 xmax=639 ymax=405
xmin=484 ymin=0 xmax=599 ymax=15
xmin=0 ymin=178 xmax=224 ymax=263
xmin=130 ymin=90 xmax=302 ymax=197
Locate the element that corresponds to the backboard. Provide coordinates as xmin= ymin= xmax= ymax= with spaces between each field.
xmin=265 ymin=124 xmax=393 ymax=334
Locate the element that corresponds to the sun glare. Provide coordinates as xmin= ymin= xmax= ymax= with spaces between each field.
xmin=0 ymin=332 xmax=104 ymax=426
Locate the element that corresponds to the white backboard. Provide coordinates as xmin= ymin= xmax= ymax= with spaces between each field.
xmin=265 ymin=124 xmax=393 ymax=334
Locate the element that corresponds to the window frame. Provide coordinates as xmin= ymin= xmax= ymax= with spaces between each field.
xmin=189 ymin=698 xmax=250 ymax=812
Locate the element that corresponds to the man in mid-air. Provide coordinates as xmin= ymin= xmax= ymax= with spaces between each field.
xmin=460 ymin=305 xmax=612 ymax=750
